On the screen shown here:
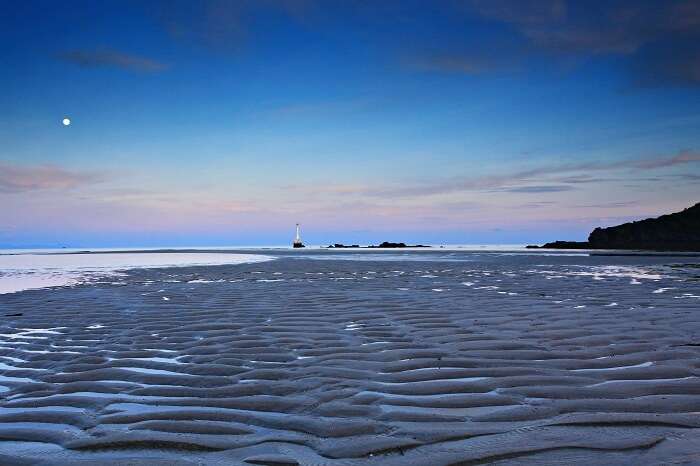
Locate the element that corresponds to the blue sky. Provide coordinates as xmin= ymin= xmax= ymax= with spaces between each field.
xmin=1 ymin=0 xmax=699 ymax=247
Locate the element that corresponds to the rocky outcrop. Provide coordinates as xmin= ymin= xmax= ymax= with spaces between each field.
xmin=587 ymin=202 xmax=700 ymax=251
xmin=537 ymin=202 xmax=700 ymax=251
xmin=327 ymin=242 xmax=430 ymax=249
xmin=529 ymin=241 xmax=590 ymax=249
xmin=369 ymin=242 xmax=429 ymax=248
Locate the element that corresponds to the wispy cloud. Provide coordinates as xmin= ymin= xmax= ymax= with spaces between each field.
xmin=147 ymin=0 xmax=316 ymax=52
xmin=271 ymin=98 xmax=372 ymax=117
xmin=469 ymin=0 xmax=669 ymax=55
xmin=498 ymin=185 xmax=575 ymax=193
xmin=289 ymin=149 xmax=700 ymax=199
xmin=407 ymin=55 xmax=495 ymax=75
xmin=573 ymin=201 xmax=640 ymax=209
xmin=0 ymin=162 xmax=103 ymax=193
xmin=58 ymin=49 xmax=168 ymax=73
xmin=469 ymin=0 xmax=566 ymax=27
xmin=283 ymin=183 xmax=369 ymax=195
xmin=434 ymin=0 xmax=700 ymax=87
xmin=633 ymin=149 xmax=700 ymax=169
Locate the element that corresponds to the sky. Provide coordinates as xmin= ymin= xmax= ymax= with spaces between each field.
xmin=1 ymin=0 xmax=700 ymax=248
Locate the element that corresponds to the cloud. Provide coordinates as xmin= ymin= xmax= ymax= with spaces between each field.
xmin=516 ymin=201 xmax=557 ymax=208
xmin=460 ymin=0 xmax=700 ymax=86
xmin=469 ymin=0 xmax=660 ymax=55
xmin=142 ymin=0 xmax=700 ymax=86
xmin=0 ymin=162 xmax=103 ymax=193
xmin=359 ymin=163 xmax=594 ymax=198
xmin=146 ymin=0 xmax=316 ymax=51
xmin=408 ymin=55 xmax=495 ymax=75
xmin=498 ymin=185 xmax=575 ymax=193
xmin=282 ymin=183 xmax=369 ymax=196
xmin=330 ymin=149 xmax=700 ymax=199
xmin=633 ymin=150 xmax=700 ymax=169
xmin=672 ymin=173 xmax=700 ymax=181
xmin=58 ymin=49 xmax=168 ymax=73
xmin=271 ymin=98 xmax=372 ymax=117
xmin=573 ymin=201 xmax=640 ymax=208
xmin=469 ymin=0 xmax=566 ymax=27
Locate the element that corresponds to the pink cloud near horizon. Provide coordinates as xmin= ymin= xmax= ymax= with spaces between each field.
xmin=0 ymin=162 xmax=103 ymax=193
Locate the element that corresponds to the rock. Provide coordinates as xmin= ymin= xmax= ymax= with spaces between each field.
xmin=328 ymin=242 xmax=430 ymax=248
xmin=539 ymin=241 xmax=590 ymax=249
xmin=369 ymin=242 xmax=430 ymax=248
xmin=536 ymin=202 xmax=700 ymax=251
xmin=379 ymin=241 xmax=407 ymax=248
xmin=588 ymin=202 xmax=700 ymax=251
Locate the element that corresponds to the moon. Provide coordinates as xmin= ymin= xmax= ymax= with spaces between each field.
xmin=62 ymin=118 xmax=71 ymax=126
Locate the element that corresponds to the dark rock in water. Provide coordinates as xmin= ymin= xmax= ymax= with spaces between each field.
xmin=539 ymin=241 xmax=590 ymax=249
xmin=377 ymin=242 xmax=407 ymax=248
xmin=328 ymin=242 xmax=430 ymax=248
xmin=588 ymin=202 xmax=700 ymax=251
xmin=369 ymin=242 xmax=429 ymax=248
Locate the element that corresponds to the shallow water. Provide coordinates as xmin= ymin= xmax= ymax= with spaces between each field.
xmin=0 ymin=252 xmax=273 ymax=294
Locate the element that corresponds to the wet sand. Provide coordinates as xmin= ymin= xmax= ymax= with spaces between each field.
xmin=1 ymin=251 xmax=699 ymax=465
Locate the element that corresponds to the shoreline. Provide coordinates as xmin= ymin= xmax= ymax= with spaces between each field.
xmin=3 ymin=246 xmax=700 ymax=257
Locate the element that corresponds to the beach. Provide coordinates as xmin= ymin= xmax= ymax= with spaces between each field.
xmin=1 ymin=249 xmax=700 ymax=465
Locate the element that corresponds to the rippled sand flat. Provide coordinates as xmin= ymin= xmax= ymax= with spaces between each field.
xmin=1 ymin=251 xmax=699 ymax=465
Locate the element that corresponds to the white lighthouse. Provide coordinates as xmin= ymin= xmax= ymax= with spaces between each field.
xmin=293 ymin=223 xmax=305 ymax=248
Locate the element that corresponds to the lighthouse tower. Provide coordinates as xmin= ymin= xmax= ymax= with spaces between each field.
xmin=293 ymin=223 xmax=305 ymax=248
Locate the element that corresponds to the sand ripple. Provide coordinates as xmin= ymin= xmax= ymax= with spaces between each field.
xmin=0 ymin=255 xmax=699 ymax=464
